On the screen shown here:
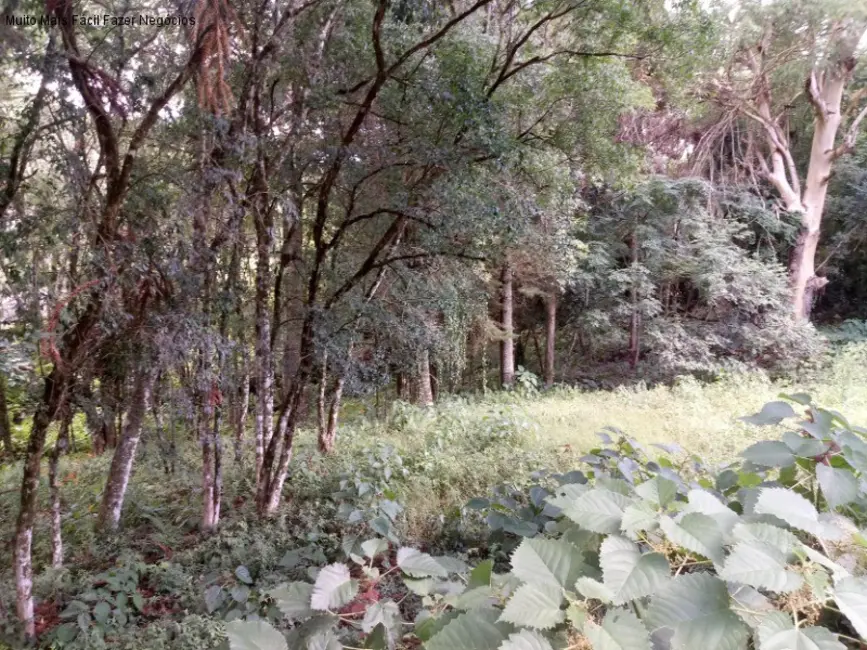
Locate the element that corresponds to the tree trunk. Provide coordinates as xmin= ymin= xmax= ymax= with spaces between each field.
xmin=544 ymin=294 xmax=557 ymax=387
xmin=318 ymin=376 xmax=344 ymax=454
xmin=97 ymin=370 xmax=154 ymax=531
xmin=253 ymin=220 xmax=275 ymax=489
xmin=500 ymin=262 xmax=514 ymax=388
xmin=416 ymin=349 xmax=434 ymax=406
xmin=14 ymin=371 xmax=66 ymax=639
xmin=0 ymin=374 xmax=12 ymax=455
xmin=234 ymin=365 xmax=250 ymax=463
xmin=629 ymin=234 xmax=640 ymax=369
xmin=201 ymin=392 xmax=222 ymax=532
xmin=49 ymin=409 xmax=71 ymax=568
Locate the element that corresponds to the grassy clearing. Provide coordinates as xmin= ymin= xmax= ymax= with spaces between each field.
xmin=1 ymin=345 xmax=866 ymax=646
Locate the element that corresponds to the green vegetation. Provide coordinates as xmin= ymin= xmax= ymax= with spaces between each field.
xmin=1 ymin=345 xmax=867 ymax=648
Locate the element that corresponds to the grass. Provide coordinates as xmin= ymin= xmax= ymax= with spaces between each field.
xmin=1 ymin=343 xmax=866 ymax=646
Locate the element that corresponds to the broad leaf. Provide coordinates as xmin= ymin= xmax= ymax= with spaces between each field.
xmin=362 ymin=600 xmax=400 ymax=634
xmin=731 ymin=522 xmax=799 ymax=556
xmin=585 ymin=608 xmax=651 ymax=650
xmin=816 ymin=464 xmax=859 ymax=510
xmin=269 ymin=582 xmax=314 ymax=621
xmin=741 ymin=401 xmax=796 ymax=426
xmin=621 ymin=502 xmax=659 ymax=537
xmin=499 ymin=629 xmax=555 ymax=650
xmin=741 ymin=441 xmax=795 ymax=468
xmin=635 ymin=476 xmax=677 ymax=507
xmin=469 ymin=560 xmax=494 ymax=589
xmin=397 ymin=548 xmax=449 ymax=578
xmin=754 ymin=488 xmax=822 ymax=537
xmin=225 ymin=620 xmax=288 ymax=650
xmin=599 ymin=536 xmax=670 ymax=604
xmin=758 ymin=611 xmax=844 ymax=650
xmin=684 ymin=490 xmax=739 ymax=534
xmin=719 ymin=541 xmax=802 ymax=592
xmin=659 ymin=513 xmax=724 ymax=564
xmin=424 ymin=609 xmax=513 ymax=650
xmin=646 ymin=573 xmax=748 ymax=650
xmin=560 ymin=489 xmax=632 ymax=534
xmin=499 ymin=583 xmax=564 ymax=629
xmin=833 ymin=576 xmax=867 ymax=640
xmin=311 ymin=564 xmax=358 ymax=611
xmin=510 ymin=537 xmax=586 ymax=590
xmin=361 ymin=539 xmax=389 ymax=560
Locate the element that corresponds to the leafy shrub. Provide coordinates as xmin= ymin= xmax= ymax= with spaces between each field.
xmin=223 ymin=395 xmax=867 ymax=650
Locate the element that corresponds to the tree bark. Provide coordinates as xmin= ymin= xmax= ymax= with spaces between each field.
xmin=416 ymin=349 xmax=434 ymax=407
xmin=49 ymin=409 xmax=71 ymax=568
xmin=318 ymin=376 xmax=344 ymax=454
xmin=14 ymin=371 xmax=66 ymax=639
xmin=96 ymin=370 xmax=154 ymax=531
xmin=500 ymin=262 xmax=514 ymax=388
xmin=544 ymin=294 xmax=557 ymax=387
xmin=0 ymin=374 xmax=12 ymax=455
xmin=629 ymin=234 xmax=640 ymax=369
xmin=253 ymin=216 xmax=275 ymax=489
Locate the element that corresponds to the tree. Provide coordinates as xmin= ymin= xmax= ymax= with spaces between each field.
xmin=703 ymin=1 xmax=867 ymax=320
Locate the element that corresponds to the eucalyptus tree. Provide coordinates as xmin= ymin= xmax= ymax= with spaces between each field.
xmin=699 ymin=0 xmax=867 ymax=321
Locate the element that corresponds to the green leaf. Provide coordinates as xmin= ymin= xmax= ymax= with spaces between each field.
xmin=760 ymin=626 xmax=844 ymax=650
xmin=364 ymin=624 xmax=389 ymax=650
xmin=398 ymin=548 xmax=449 ymax=578
xmin=361 ymin=539 xmax=389 ymax=560
xmin=93 ymin=601 xmax=111 ymax=625
xmin=833 ymin=576 xmax=867 ymax=640
xmin=754 ymin=488 xmax=823 ymax=537
xmin=816 ymin=464 xmax=859 ymax=510
xmin=362 ymin=600 xmax=400 ymax=633
xmin=585 ymin=607 xmax=651 ymax=650
xmin=452 ymin=586 xmax=496 ymax=610
xmin=635 ymin=476 xmax=677 ymax=507
xmin=659 ymin=513 xmax=725 ymax=564
xmin=646 ymin=573 xmax=748 ymax=650
xmin=731 ymin=522 xmax=799 ymax=556
xmin=741 ymin=441 xmax=795 ymax=468
xmin=575 ymin=577 xmax=616 ymax=603
xmin=719 ymin=541 xmax=802 ymax=593
xmin=270 ymin=582 xmax=314 ymax=621
xmin=311 ymin=564 xmax=358 ymax=611
xmin=467 ymin=498 xmax=490 ymax=510
xmin=728 ymin=584 xmax=775 ymax=628
xmin=621 ymin=502 xmax=659 ymax=537
xmin=469 ymin=560 xmax=494 ymax=589
xmin=424 ymin=609 xmax=512 ymax=650
xmin=560 ymin=489 xmax=632 ymax=534
xmin=684 ymin=489 xmax=739 ymax=534
xmin=225 ymin=620 xmax=289 ymax=650
xmin=235 ymin=565 xmax=253 ymax=584
xmin=598 ymin=536 xmax=670 ymax=604
xmin=498 ymin=629 xmax=555 ymax=650
xmin=307 ymin=629 xmax=342 ymax=650
xmin=499 ymin=583 xmax=564 ymax=629
xmin=404 ymin=577 xmax=438 ymax=596
xmin=510 ymin=537 xmax=587 ymax=590
xmin=741 ymin=401 xmax=796 ymax=426
xmin=758 ymin=611 xmax=844 ymax=650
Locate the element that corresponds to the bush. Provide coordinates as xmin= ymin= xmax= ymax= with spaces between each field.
xmin=221 ymin=395 xmax=867 ymax=650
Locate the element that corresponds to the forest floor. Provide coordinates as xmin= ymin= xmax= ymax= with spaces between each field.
xmin=1 ymin=343 xmax=866 ymax=647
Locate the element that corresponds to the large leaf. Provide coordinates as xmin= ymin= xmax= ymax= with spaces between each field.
xmin=398 ymin=548 xmax=449 ymax=578
xmin=646 ymin=573 xmax=748 ymax=650
xmin=510 ymin=537 xmax=586 ymax=590
xmin=635 ymin=476 xmax=677 ymax=507
xmin=585 ymin=608 xmax=651 ymax=650
xmin=469 ymin=560 xmax=494 ymax=589
xmin=741 ymin=441 xmax=795 ymax=468
xmin=225 ymin=620 xmax=288 ymax=650
xmin=719 ymin=541 xmax=802 ymax=592
xmin=684 ymin=490 xmax=739 ymax=534
xmin=560 ymin=489 xmax=633 ymax=534
xmin=307 ymin=630 xmax=342 ymax=650
xmin=311 ymin=564 xmax=358 ymax=611
xmin=269 ymin=582 xmax=314 ymax=621
xmin=362 ymin=600 xmax=400 ymax=634
xmin=758 ymin=611 xmax=844 ymax=650
xmin=621 ymin=502 xmax=659 ymax=537
xmin=731 ymin=522 xmax=799 ymax=556
xmin=598 ymin=536 xmax=670 ymax=604
xmin=499 ymin=583 xmax=564 ymax=629
xmin=741 ymin=401 xmax=796 ymax=426
xmin=424 ymin=609 xmax=513 ymax=650
xmin=833 ymin=576 xmax=867 ymax=640
xmin=754 ymin=488 xmax=823 ymax=537
xmin=659 ymin=513 xmax=724 ymax=564
xmin=816 ymin=464 xmax=859 ymax=510
xmin=498 ymin=629 xmax=555 ymax=650
xmin=728 ymin=584 xmax=775 ymax=629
